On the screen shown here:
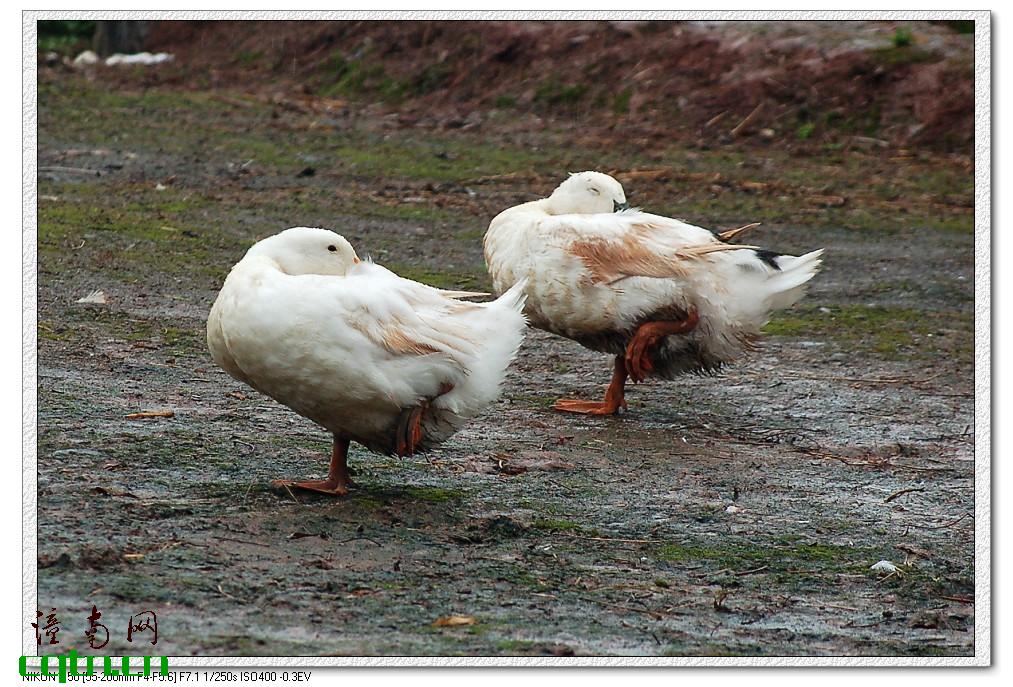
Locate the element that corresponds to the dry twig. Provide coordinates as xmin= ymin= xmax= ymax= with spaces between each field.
xmin=885 ymin=487 xmax=926 ymax=503
xmin=125 ymin=410 xmax=174 ymax=420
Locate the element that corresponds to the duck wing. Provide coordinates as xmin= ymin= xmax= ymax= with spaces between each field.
xmin=541 ymin=211 xmax=758 ymax=285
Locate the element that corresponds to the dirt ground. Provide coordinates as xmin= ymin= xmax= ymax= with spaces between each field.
xmin=35 ymin=21 xmax=974 ymax=658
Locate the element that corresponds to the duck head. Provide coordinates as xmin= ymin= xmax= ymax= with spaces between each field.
xmin=247 ymin=226 xmax=360 ymax=276
xmin=544 ymin=171 xmax=629 ymax=215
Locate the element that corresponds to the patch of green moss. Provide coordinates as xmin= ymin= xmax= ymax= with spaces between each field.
xmin=532 ymin=518 xmax=581 ymax=533
xmin=534 ymin=76 xmax=588 ymax=107
xmin=870 ymin=45 xmax=937 ymax=68
xmin=318 ymin=53 xmax=408 ymax=102
xmin=508 ymin=393 xmax=557 ymax=410
xmin=892 ymin=27 xmax=914 ymax=48
xmin=400 ymin=485 xmax=467 ymax=503
xmin=413 ymin=62 xmax=454 ymax=95
xmin=38 ymin=319 xmax=75 ymax=341
xmin=235 ymin=50 xmax=264 ymax=67
xmin=655 ymin=540 xmax=873 ymax=575
xmin=42 ymin=306 xmax=207 ymax=359
xmin=455 ymin=228 xmax=486 ymax=242
xmin=763 ymin=304 xmax=972 ymax=359
xmin=612 ymin=87 xmax=633 ymax=115
xmin=38 ymin=20 xmax=95 ymax=54
xmin=494 ymin=94 xmax=517 ymax=108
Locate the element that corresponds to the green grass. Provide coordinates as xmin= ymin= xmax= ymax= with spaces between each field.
xmin=656 ymin=540 xmax=876 ymax=575
xmin=40 ymin=305 xmax=205 ymax=358
xmin=870 ymin=45 xmax=936 ymax=68
xmin=235 ymin=50 xmax=264 ymax=67
xmin=892 ymin=27 xmax=914 ymax=48
xmin=534 ymin=76 xmax=588 ymax=107
xmin=532 ymin=518 xmax=582 ymax=533
xmin=318 ymin=54 xmax=408 ymax=102
xmin=38 ymin=76 xmax=972 ymax=254
xmin=612 ymin=87 xmax=633 ymax=115
xmin=400 ymin=485 xmax=467 ymax=503
xmin=38 ymin=20 xmax=94 ymax=54
xmin=494 ymin=94 xmax=517 ymax=108
xmin=37 ymin=181 xmax=243 ymax=285
xmin=764 ymin=304 xmax=973 ymax=358
xmin=384 ymin=263 xmax=488 ymax=291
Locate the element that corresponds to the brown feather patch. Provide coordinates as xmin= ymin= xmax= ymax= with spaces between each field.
xmin=569 ymin=222 xmax=757 ymax=285
xmin=381 ymin=328 xmax=442 ymax=356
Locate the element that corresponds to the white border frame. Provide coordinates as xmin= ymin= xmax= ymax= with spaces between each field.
xmin=22 ymin=9 xmax=990 ymax=668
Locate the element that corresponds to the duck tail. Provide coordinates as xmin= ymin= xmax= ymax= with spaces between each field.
xmin=493 ymin=277 xmax=529 ymax=316
xmin=762 ymin=248 xmax=824 ymax=311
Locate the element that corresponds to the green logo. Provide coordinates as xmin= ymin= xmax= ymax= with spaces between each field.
xmin=19 ymin=650 xmax=169 ymax=683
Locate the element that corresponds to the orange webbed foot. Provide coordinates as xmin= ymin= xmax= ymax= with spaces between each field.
xmin=553 ymin=356 xmax=628 ymax=416
xmin=553 ymin=398 xmax=627 ymax=415
xmin=272 ymin=478 xmax=351 ymax=497
xmin=272 ymin=434 xmax=354 ymax=497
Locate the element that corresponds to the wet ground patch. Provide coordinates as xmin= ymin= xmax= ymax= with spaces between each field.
xmin=35 ymin=68 xmax=974 ymax=657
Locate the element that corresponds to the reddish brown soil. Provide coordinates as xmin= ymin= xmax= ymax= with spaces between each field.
xmin=119 ymin=20 xmax=975 ymax=153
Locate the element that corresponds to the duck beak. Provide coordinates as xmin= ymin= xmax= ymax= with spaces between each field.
xmin=613 ymin=200 xmax=630 ymax=212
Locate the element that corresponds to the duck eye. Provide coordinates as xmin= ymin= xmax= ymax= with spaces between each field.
xmin=327 ymin=245 xmax=337 ymax=252
xmin=588 ymin=187 xmax=601 ymax=196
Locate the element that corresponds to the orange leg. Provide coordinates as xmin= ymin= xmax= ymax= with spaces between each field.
xmin=553 ymin=356 xmax=629 ymax=415
xmin=274 ymin=434 xmax=353 ymax=497
xmin=395 ymin=382 xmax=454 ymax=457
xmin=625 ymin=310 xmax=700 ymax=383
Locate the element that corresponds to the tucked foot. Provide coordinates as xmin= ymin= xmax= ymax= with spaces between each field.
xmin=624 ymin=310 xmax=700 ymax=383
xmin=394 ymin=382 xmax=455 ymax=457
xmin=395 ymin=405 xmax=426 ymax=457
xmin=625 ymin=336 xmax=656 ymax=384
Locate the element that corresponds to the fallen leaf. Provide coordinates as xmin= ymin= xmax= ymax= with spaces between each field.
xmin=433 ymin=615 xmax=476 ymax=627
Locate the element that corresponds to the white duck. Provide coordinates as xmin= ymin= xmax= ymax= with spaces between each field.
xmin=207 ymin=227 xmax=527 ymax=496
xmin=484 ymin=171 xmax=823 ymax=415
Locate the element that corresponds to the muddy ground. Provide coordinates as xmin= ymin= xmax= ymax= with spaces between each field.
xmin=36 ymin=22 xmax=974 ymax=657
